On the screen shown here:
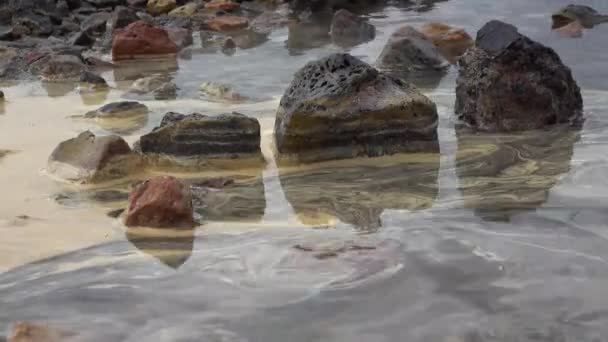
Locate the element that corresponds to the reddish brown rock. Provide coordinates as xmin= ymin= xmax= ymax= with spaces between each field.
xmin=8 ymin=321 xmax=72 ymax=342
xmin=554 ymin=20 xmax=585 ymax=38
xmin=205 ymin=0 xmax=239 ymax=11
xmin=205 ymin=16 xmax=249 ymax=32
xmin=112 ymin=21 xmax=178 ymax=60
xmin=420 ymin=22 xmax=473 ymax=64
xmin=125 ymin=176 xmax=195 ymax=228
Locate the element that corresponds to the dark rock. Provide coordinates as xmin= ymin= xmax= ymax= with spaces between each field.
xmin=79 ymin=71 xmax=108 ymax=90
xmin=81 ymin=12 xmax=111 ymax=37
xmin=48 ymin=131 xmax=138 ymax=183
xmin=128 ymin=0 xmax=147 ymax=6
xmin=85 ymin=0 xmax=125 ymax=8
xmin=69 ymin=31 xmax=95 ymax=46
xmin=455 ymin=20 xmax=583 ymax=132
xmin=376 ymin=25 xmax=449 ymax=76
xmin=274 ymin=53 xmax=439 ymax=163
xmin=330 ymin=9 xmax=375 ymax=47
xmin=140 ymin=111 xmax=262 ymax=158
xmin=66 ymin=0 xmax=82 ymax=10
xmin=552 ymin=4 xmax=608 ymax=29
xmin=107 ymin=208 xmax=125 ymax=218
xmin=111 ymin=21 xmax=178 ymax=60
xmin=125 ymin=176 xmax=195 ymax=228
xmin=111 ymin=6 xmax=138 ymax=31
xmin=60 ymin=18 xmax=81 ymax=35
xmin=34 ymin=54 xmax=87 ymax=82
xmin=84 ymin=101 xmax=148 ymax=118
xmin=12 ymin=13 xmax=54 ymax=37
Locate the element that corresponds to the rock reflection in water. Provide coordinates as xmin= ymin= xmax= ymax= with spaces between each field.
xmin=41 ymin=81 xmax=77 ymax=98
xmin=125 ymin=227 xmax=195 ymax=269
xmin=455 ymin=127 xmax=580 ymax=221
xmin=112 ymin=59 xmax=178 ymax=88
xmin=79 ymin=87 xmax=109 ymax=106
xmin=278 ymin=153 xmax=439 ymax=231
xmin=191 ymin=174 xmax=266 ymax=223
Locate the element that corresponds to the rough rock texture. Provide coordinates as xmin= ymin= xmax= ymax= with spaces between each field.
xmin=205 ymin=0 xmax=239 ymax=11
xmin=112 ymin=21 xmax=178 ymax=60
xmin=139 ymin=111 xmax=261 ymax=158
xmin=329 ymin=9 xmax=375 ymax=47
xmin=205 ymin=15 xmax=248 ymax=32
xmin=455 ymin=20 xmax=583 ymax=132
xmin=168 ymin=3 xmax=197 ymax=17
xmin=420 ymin=22 xmax=473 ymax=64
xmin=147 ymin=0 xmax=176 ymax=15
xmin=274 ymin=53 xmax=439 ymax=163
xmin=125 ymin=176 xmax=195 ymax=228
xmin=48 ymin=131 xmax=137 ymax=182
xmin=35 ymin=54 xmax=87 ymax=82
xmin=376 ymin=25 xmax=449 ymax=75
xmin=84 ymin=101 xmax=149 ymax=118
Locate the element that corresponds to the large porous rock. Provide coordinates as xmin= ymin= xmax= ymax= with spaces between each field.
xmin=274 ymin=53 xmax=439 ymax=163
xmin=376 ymin=25 xmax=449 ymax=76
xmin=455 ymin=20 xmax=583 ymax=132
xmin=330 ymin=9 xmax=375 ymax=47
xmin=125 ymin=176 xmax=195 ymax=228
xmin=112 ymin=21 xmax=178 ymax=60
xmin=139 ymin=112 xmax=262 ymax=162
xmin=420 ymin=22 xmax=473 ymax=64
xmin=84 ymin=101 xmax=149 ymax=118
xmin=48 ymin=131 xmax=139 ymax=183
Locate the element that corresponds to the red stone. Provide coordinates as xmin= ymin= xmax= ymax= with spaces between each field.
xmin=112 ymin=21 xmax=178 ymax=61
xmin=125 ymin=176 xmax=195 ymax=228
xmin=205 ymin=15 xmax=249 ymax=32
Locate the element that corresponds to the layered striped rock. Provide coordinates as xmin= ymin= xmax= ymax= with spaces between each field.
xmin=274 ymin=53 xmax=439 ymax=163
xmin=139 ymin=111 xmax=262 ymax=163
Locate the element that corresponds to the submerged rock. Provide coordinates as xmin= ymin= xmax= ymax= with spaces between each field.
xmin=35 ymin=54 xmax=87 ymax=82
xmin=274 ymin=53 xmax=438 ymax=163
xmin=127 ymin=75 xmax=178 ymax=100
xmin=84 ymin=101 xmax=149 ymax=119
xmin=455 ymin=20 xmax=583 ymax=132
xmin=552 ymin=4 xmax=608 ymax=29
xmin=125 ymin=176 xmax=195 ymax=228
xmin=112 ymin=21 xmax=178 ymax=60
xmin=48 ymin=131 xmax=139 ymax=183
xmin=420 ymin=22 xmax=473 ymax=64
xmin=199 ymin=81 xmax=247 ymax=102
xmin=139 ymin=111 xmax=262 ymax=160
xmin=376 ymin=25 xmax=449 ymax=76
xmin=79 ymin=70 xmax=109 ymax=90
xmin=329 ymin=9 xmax=375 ymax=48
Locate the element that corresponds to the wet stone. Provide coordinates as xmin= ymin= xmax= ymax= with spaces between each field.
xmin=84 ymin=101 xmax=149 ymax=119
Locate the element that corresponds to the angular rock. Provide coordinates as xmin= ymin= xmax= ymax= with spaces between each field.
xmin=455 ymin=20 xmax=583 ymax=132
xmin=147 ymin=0 xmax=176 ymax=15
xmin=274 ymin=53 xmax=439 ymax=163
xmin=36 ymin=54 xmax=87 ymax=82
xmin=70 ymin=31 xmax=95 ymax=47
xmin=125 ymin=176 xmax=195 ymax=228
xmin=420 ymin=22 xmax=473 ymax=64
xmin=79 ymin=70 xmax=108 ymax=90
xmin=204 ymin=0 xmax=239 ymax=11
xmin=205 ymin=15 xmax=248 ymax=32
xmin=112 ymin=21 xmax=178 ymax=60
xmin=166 ymin=26 xmax=192 ymax=49
xmin=377 ymin=25 xmax=449 ymax=75
xmin=139 ymin=111 xmax=262 ymax=158
xmin=329 ymin=9 xmax=375 ymax=47
xmin=111 ymin=6 xmax=139 ymax=31
xmin=552 ymin=4 xmax=608 ymax=29
xmin=168 ymin=2 xmax=197 ymax=17
xmin=48 ymin=131 xmax=138 ymax=183
xmin=84 ymin=101 xmax=149 ymax=118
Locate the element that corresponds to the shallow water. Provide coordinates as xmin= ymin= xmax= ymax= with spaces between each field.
xmin=2 ymin=0 xmax=608 ymax=340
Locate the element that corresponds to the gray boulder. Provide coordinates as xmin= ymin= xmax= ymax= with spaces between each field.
xmin=376 ymin=25 xmax=449 ymax=76
xmin=330 ymin=9 xmax=375 ymax=47
xmin=274 ymin=53 xmax=439 ymax=163
xmin=139 ymin=111 xmax=262 ymax=160
xmin=33 ymin=54 xmax=88 ymax=82
xmin=455 ymin=20 xmax=583 ymax=132
xmin=48 ymin=131 xmax=140 ymax=183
